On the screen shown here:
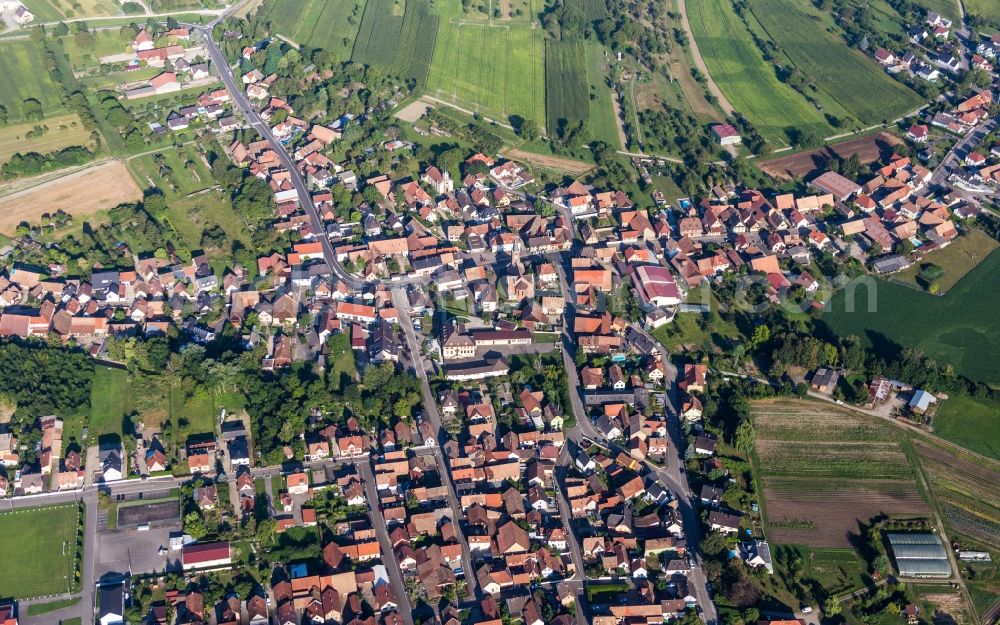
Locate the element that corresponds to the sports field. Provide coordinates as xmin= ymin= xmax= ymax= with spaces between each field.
xmin=0 ymin=40 xmax=67 ymax=123
xmin=0 ymin=505 xmax=80 ymax=598
xmin=259 ymin=0 xmax=365 ymax=61
xmin=425 ymin=0 xmax=544 ymax=125
xmin=749 ymin=0 xmax=923 ymax=125
xmin=0 ymin=114 xmax=93 ymax=165
xmin=822 ymin=250 xmax=1000 ymax=386
xmin=686 ymin=0 xmax=831 ymax=143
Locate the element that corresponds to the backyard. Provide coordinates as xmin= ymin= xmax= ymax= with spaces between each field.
xmin=892 ymin=229 xmax=998 ymax=293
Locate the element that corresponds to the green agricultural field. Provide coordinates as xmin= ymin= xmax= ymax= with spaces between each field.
xmin=686 ymin=0 xmax=832 ymax=143
xmin=352 ymin=0 xmax=439 ymax=84
xmin=259 ymin=0 xmax=366 ymax=61
xmin=932 ymin=396 xmax=1000 ymax=461
xmin=0 ymin=40 xmax=67 ymax=123
xmin=91 ymin=366 xmax=129 ymax=437
xmin=545 ymin=38 xmax=589 ymax=135
xmin=0 ymin=505 xmax=80 ymax=598
xmin=822 ymin=250 xmax=1000 ymax=386
xmin=749 ymin=0 xmax=923 ymax=125
xmin=425 ymin=2 xmax=544 ymax=125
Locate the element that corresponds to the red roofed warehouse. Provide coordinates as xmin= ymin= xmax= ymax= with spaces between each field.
xmin=182 ymin=541 xmax=232 ymax=571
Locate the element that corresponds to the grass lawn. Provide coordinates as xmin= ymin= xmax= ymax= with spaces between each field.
xmin=652 ymin=296 xmax=741 ymax=351
xmin=687 ymin=0 xmax=832 ymax=143
xmin=169 ymin=385 xmax=217 ymax=437
xmin=932 ymin=396 xmax=1000 ymax=461
xmin=90 ymin=366 xmax=129 ymax=437
xmin=0 ymin=114 xmax=94 ymax=165
xmin=60 ymin=31 xmax=133 ymax=71
xmin=893 ymin=229 xmax=999 ymax=293
xmin=0 ymin=505 xmax=80 ymax=598
xmin=0 ymin=40 xmax=67 ymax=123
xmin=426 ymin=2 xmax=545 ymax=126
xmin=328 ymin=341 xmax=358 ymax=391
xmin=27 ymin=597 xmax=80 ymax=616
xmin=823 ymin=250 xmax=1000 ymax=386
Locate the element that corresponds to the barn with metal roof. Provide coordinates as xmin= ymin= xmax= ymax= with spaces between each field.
xmin=887 ymin=533 xmax=951 ymax=577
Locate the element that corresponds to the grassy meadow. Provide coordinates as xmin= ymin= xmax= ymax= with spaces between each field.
xmin=932 ymin=396 xmax=1000 ymax=461
xmin=0 ymin=114 xmax=93 ymax=164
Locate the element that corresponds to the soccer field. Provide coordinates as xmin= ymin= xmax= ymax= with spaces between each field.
xmin=0 ymin=505 xmax=80 ymax=598
xmin=425 ymin=18 xmax=545 ymax=125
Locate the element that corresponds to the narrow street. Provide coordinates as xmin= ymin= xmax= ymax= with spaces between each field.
xmin=390 ymin=287 xmax=482 ymax=600
xmin=357 ymin=461 xmax=417 ymax=625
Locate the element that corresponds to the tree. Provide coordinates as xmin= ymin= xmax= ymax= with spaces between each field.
xmin=749 ymin=324 xmax=770 ymax=351
xmin=824 ymin=596 xmax=842 ymax=618
xmin=734 ymin=419 xmax=754 ymax=454
xmin=516 ymin=118 xmax=540 ymax=141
